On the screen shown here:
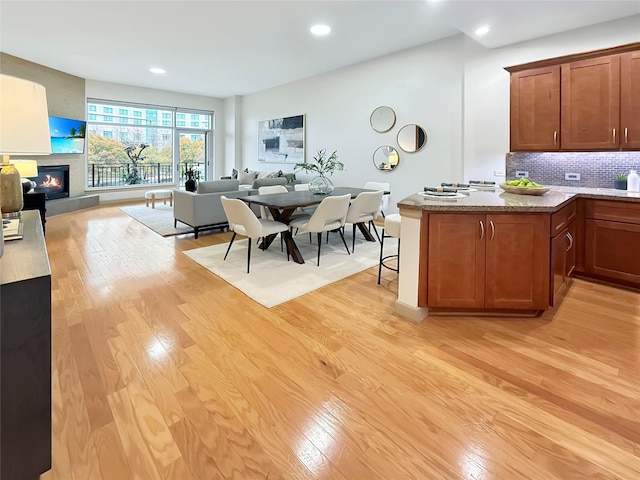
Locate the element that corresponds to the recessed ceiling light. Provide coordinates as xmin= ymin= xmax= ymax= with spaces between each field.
xmin=310 ymin=24 xmax=331 ymax=36
xmin=149 ymin=67 xmax=166 ymax=74
xmin=475 ymin=25 xmax=490 ymax=36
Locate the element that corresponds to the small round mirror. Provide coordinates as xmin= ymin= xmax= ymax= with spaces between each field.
xmin=370 ymin=106 xmax=396 ymax=133
xmin=373 ymin=146 xmax=400 ymax=172
xmin=397 ymin=124 xmax=427 ymax=152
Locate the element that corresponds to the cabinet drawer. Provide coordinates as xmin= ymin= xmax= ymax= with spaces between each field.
xmin=551 ymin=200 xmax=577 ymax=236
xmin=585 ymin=200 xmax=640 ymax=225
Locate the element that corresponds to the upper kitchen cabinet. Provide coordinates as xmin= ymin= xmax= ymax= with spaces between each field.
xmin=506 ymin=43 xmax=640 ymax=152
xmin=510 ymin=66 xmax=560 ymax=151
xmin=620 ymin=50 xmax=640 ymax=150
xmin=561 ymin=55 xmax=620 ymax=150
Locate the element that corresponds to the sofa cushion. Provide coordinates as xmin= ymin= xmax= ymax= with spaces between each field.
xmin=197 ymin=179 xmax=240 ymax=193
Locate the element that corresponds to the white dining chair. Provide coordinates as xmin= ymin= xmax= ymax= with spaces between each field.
xmin=258 ymin=185 xmax=289 ymax=220
xmin=344 ymin=190 xmax=383 ymax=252
xmin=289 ymin=194 xmax=351 ymax=266
xmin=364 ymin=181 xmax=390 ymax=218
xmin=220 ymin=196 xmax=290 ymax=273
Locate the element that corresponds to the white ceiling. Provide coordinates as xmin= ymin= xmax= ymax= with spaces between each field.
xmin=1 ymin=1 xmax=639 ymax=98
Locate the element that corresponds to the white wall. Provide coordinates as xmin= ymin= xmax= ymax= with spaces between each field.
xmin=237 ymin=16 xmax=640 ymax=213
xmin=240 ymin=35 xmax=466 ymax=213
xmin=86 ymin=80 xmax=225 ymax=202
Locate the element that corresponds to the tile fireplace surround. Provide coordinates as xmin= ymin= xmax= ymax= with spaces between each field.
xmin=507 ymin=152 xmax=640 ymax=188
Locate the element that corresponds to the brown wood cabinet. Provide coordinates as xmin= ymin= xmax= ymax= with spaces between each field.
xmin=551 ymin=221 xmax=576 ymax=305
xmin=621 ymin=50 xmax=640 ymax=149
xmin=583 ymin=200 xmax=640 ymax=287
xmin=507 ymin=43 xmax=640 ymax=152
xmin=427 ymin=213 xmax=550 ymax=310
xmin=561 ymin=55 xmax=620 ymax=150
xmin=510 ymin=66 xmax=560 ymax=151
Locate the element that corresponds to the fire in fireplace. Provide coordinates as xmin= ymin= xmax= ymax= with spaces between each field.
xmin=33 ymin=165 xmax=70 ymax=200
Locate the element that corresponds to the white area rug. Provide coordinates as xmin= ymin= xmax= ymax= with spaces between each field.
xmin=120 ymin=204 xmax=194 ymax=237
xmin=184 ymin=234 xmax=386 ymax=308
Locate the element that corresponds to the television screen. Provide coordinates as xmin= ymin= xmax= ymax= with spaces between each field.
xmin=49 ymin=116 xmax=86 ymax=154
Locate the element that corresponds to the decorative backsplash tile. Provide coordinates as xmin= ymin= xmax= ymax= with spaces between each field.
xmin=506 ymin=152 xmax=640 ymax=188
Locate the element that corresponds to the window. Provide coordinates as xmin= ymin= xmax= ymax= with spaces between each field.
xmin=191 ymin=122 xmax=199 ymax=127
xmin=86 ymin=99 xmax=213 ymax=189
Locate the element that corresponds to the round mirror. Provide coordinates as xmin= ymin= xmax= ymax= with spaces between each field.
xmin=370 ymin=106 xmax=396 ymax=133
xmin=397 ymin=124 xmax=427 ymax=152
xmin=373 ymin=146 xmax=400 ymax=172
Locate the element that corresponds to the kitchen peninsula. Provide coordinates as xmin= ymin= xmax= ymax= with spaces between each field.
xmin=394 ymin=187 xmax=640 ymax=322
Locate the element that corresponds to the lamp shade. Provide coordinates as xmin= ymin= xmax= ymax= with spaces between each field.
xmin=0 ymin=74 xmax=51 ymax=156
xmin=12 ymin=159 xmax=39 ymax=178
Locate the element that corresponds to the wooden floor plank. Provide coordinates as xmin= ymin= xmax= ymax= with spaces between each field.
xmin=42 ymin=203 xmax=640 ymax=480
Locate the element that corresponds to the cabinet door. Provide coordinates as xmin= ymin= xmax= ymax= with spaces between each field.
xmin=561 ymin=55 xmax=621 ymax=150
xmin=621 ymin=50 xmax=640 ymax=150
xmin=510 ymin=66 xmax=560 ymax=151
xmin=585 ymin=219 xmax=640 ymax=286
xmin=428 ymin=214 xmax=485 ymax=308
xmin=485 ymin=214 xmax=550 ymax=310
xmin=550 ymin=221 xmax=577 ymax=306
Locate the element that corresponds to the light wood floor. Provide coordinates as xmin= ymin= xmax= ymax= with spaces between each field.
xmin=42 ymin=203 xmax=639 ymax=480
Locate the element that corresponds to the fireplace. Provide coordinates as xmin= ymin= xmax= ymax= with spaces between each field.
xmin=33 ymin=165 xmax=70 ymax=200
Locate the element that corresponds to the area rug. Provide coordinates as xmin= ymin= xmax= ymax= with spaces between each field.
xmin=120 ymin=204 xmax=194 ymax=237
xmin=184 ymin=234 xmax=389 ymax=308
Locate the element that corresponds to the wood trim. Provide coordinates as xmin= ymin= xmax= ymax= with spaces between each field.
xmin=417 ymin=211 xmax=429 ymax=307
xmin=504 ymin=42 xmax=640 ymax=72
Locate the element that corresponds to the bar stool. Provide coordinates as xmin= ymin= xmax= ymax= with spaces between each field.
xmin=378 ymin=213 xmax=400 ymax=284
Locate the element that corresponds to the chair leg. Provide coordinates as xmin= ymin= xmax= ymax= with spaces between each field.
xmin=224 ymin=232 xmax=237 ymax=260
xmin=338 ymin=228 xmax=350 ymax=255
xmin=174 ymin=219 xmax=177 ymax=227
xmin=370 ymin=220 xmax=381 ymax=242
xmin=317 ymin=232 xmax=322 ymax=266
xmin=377 ymin=228 xmax=385 ymax=284
xmin=397 ymin=239 xmax=400 ymax=274
xmin=247 ymin=236 xmax=252 ymax=274
xmin=352 ymin=224 xmax=357 ymax=253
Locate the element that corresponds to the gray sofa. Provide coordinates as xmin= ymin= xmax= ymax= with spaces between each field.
xmin=173 ymin=179 xmax=249 ymax=238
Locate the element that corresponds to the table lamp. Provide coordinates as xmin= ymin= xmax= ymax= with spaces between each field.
xmin=0 ymin=74 xmax=51 ymax=213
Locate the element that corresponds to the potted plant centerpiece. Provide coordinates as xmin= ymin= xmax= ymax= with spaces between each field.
xmin=184 ymin=165 xmax=200 ymax=192
xmin=614 ymin=173 xmax=628 ymax=190
xmin=295 ymin=149 xmax=344 ymax=194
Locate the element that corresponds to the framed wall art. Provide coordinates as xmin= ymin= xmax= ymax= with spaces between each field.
xmin=257 ymin=114 xmax=305 ymax=164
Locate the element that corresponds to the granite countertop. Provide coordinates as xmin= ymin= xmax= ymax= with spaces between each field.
xmin=398 ymin=185 xmax=640 ymax=212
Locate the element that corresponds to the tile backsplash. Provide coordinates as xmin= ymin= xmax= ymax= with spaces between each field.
xmin=506 ymin=152 xmax=640 ymax=188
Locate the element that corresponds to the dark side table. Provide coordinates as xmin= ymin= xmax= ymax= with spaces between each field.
xmin=23 ymin=192 xmax=46 ymax=234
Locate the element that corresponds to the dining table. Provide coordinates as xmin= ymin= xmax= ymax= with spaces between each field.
xmin=241 ymin=186 xmax=384 ymax=264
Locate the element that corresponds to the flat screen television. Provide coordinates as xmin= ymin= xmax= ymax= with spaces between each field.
xmin=49 ymin=116 xmax=86 ymax=154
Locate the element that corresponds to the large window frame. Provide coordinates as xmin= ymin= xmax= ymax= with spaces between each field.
xmin=86 ymin=99 xmax=213 ymax=190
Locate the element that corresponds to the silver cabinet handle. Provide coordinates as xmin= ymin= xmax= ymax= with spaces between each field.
xmin=566 ymin=232 xmax=573 ymax=252
xmin=479 ymin=220 xmax=484 ymax=240
xmin=489 ymin=220 xmax=495 ymax=240
xmin=553 ymin=131 xmax=557 ymax=145
xmin=613 ymin=128 xmax=616 ymax=144
xmin=625 ymin=127 xmax=628 ymax=144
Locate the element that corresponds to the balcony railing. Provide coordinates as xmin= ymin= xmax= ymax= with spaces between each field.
xmin=87 ymin=162 xmax=205 ymax=188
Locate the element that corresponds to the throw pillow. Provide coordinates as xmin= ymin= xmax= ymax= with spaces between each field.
xmin=238 ymin=170 xmax=257 ymax=185
xmin=284 ymin=173 xmax=297 ymax=184
xmin=231 ymin=168 xmax=238 ymax=179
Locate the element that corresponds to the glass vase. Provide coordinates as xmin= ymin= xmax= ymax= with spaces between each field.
xmin=309 ymin=175 xmax=334 ymax=195
xmin=1 ymin=163 xmax=24 ymax=213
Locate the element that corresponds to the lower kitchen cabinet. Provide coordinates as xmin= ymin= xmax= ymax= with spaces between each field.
xmin=427 ymin=213 xmax=550 ymax=311
xmin=551 ymin=220 xmax=577 ymax=305
xmin=583 ymin=199 xmax=640 ymax=288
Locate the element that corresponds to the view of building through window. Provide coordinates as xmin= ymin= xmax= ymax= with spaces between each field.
xmin=86 ymin=100 xmax=213 ymax=188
